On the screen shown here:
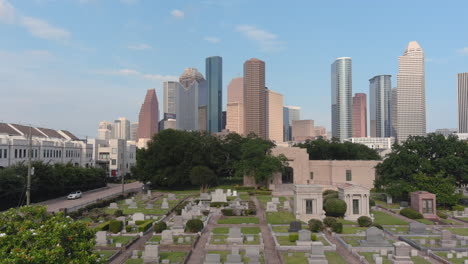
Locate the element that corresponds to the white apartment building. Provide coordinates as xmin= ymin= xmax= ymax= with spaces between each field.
xmin=88 ymin=138 xmax=136 ymax=178
xmin=345 ymin=137 xmax=395 ymax=150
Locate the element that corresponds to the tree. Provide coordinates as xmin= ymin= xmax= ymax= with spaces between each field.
xmin=190 ymin=166 xmax=217 ymax=193
xmin=0 ymin=206 xmax=100 ymax=264
xmin=296 ymin=138 xmax=381 ymax=160
xmin=375 ymin=134 xmax=468 ymax=206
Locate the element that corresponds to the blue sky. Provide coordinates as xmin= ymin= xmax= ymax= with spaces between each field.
xmin=1 ymin=0 xmax=467 ymax=138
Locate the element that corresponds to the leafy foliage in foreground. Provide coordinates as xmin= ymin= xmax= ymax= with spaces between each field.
xmin=296 ymin=138 xmax=381 ymax=160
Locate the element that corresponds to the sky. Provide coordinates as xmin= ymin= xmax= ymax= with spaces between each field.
xmin=1 ymin=0 xmax=467 ymax=138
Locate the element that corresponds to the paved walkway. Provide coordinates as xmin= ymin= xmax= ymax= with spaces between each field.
xmin=186 ymin=213 xmax=221 ymax=264
xmin=110 ymin=228 xmax=154 ymax=264
xmin=39 ymin=182 xmax=143 ymax=212
xmin=322 ymin=230 xmax=361 ymax=264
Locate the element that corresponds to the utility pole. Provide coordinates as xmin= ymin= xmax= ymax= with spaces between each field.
xmin=26 ymin=125 xmax=32 ymax=205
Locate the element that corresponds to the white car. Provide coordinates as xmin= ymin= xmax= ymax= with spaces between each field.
xmin=67 ymin=191 xmax=82 ymax=200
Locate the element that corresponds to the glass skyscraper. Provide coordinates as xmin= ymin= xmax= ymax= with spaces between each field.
xmin=206 ymin=56 xmax=223 ymax=133
xmin=369 ymin=75 xmax=392 ymax=137
xmin=283 ymin=106 xmax=300 ymax=141
xmin=331 ymin=57 xmax=353 ymax=141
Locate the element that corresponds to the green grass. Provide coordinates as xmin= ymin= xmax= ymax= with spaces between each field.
xmin=95 ymin=250 xmax=117 ymax=260
xmin=282 ymin=252 xmax=307 ymax=263
xmin=341 ymin=236 xmax=362 ymax=246
xmin=416 ymin=219 xmax=434 ymax=225
xmin=242 ymin=227 xmax=261 ymax=234
xmin=266 ymin=211 xmax=296 ymax=224
xmin=385 ymin=226 xmax=409 ymax=234
xmin=211 ymin=235 xmax=227 ymax=244
xmin=341 ymin=226 xmax=367 ymax=234
xmin=359 ymin=252 xmax=392 ymax=264
xmin=411 ymin=256 xmax=432 ymax=264
xmin=375 ymin=200 xmax=401 ymax=209
xmin=212 ymin=227 xmax=229 ymax=234
xmin=336 ymin=218 xmax=358 ymax=225
xmin=325 ymin=252 xmax=348 ymax=264
xmin=111 ymin=236 xmax=134 ymax=247
xmin=239 ymin=192 xmax=250 ymax=201
xmin=159 ymin=251 xmax=187 ymax=263
xmin=148 ymin=235 xmax=161 ymax=242
xmin=217 ymin=217 xmax=259 ymax=224
xmin=372 ymin=211 xmax=409 ymax=225
xmin=244 ymin=234 xmax=260 ymax=245
xmin=435 ymin=252 xmax=468 ymax=264
xmin=208 ymin=250 xmax=265 ymax=264
xmin=125 ymin=259 xmax=143 ymax=264
xmin=445 ymin=227 xmax=468 ymax=236
xmin=104 ymin=208 xmax=167 ymax=215
xmin=276 ymin=235 xmax=295 ymax=245
xmin=271 ymin=225 xmax=289 ymax=233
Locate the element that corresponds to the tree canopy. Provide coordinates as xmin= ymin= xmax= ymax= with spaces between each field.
xmin=0 ymin=206 xmax=100 ymax=264
xmin=295 ymin=138 xmax=381 ymax=160
xmin=375 ymin=134 xmax=468 ymax=206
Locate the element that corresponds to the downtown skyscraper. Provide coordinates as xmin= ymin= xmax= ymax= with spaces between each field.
xmin=283 ymin=106 xmax=300 ymax=141
xmin=206 ymin=56 xmax=223 ymax=133
xmin=369 ymin=75 xmax=392 ymax=137
xmin=226 ymin=77 xmax=245 ymax=135
xmin=163 ymin=81 xmax=177 ymax=117
xmin=459 ymin=73 xmax=468 ymax=133
xmin=331 ymin=57 xmax=353 ymax=141
xmin=244 ymin=58 xmax=266 ymax=139
xmin=137 ymin=89 xmax=159 ymax=141
xmin=352 ymin=93 xmax=367 ymax=137
xmin=176 ymin=68 xmax=206 ymax=131
xmin=395 ymin=41 xmax=426 ymax=142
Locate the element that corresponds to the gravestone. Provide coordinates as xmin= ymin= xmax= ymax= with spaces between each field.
xmin=441 ymin=230 xmax=456 ymax=248
xmin=204 ymin=254 xmax=221 ymax=264
xmin=172 ymin=216 xmax=184 ymax=231
xmin=266 ymin=202 xmax=277 ymax=212
xmin=161 ymin=260 xmax=170 ymax=264
xmin=145 ymin=203 xmax=154 ymax=209
xmin=411 ymin=249 xmax=418 ymax=257
xmin=147 ymin=190 xmax=151 ymax=198
xmin=447 ymin=253 xmax=453 ymax=259
xmin=419 ymin=239 xmax=426 ymax=245
xmin=133 ymin=213 xmax=145 ymax=222
xmin=375 ymin=257 xmax=383 ymax=264
xmin=288 ymin=221 xmax=302 ymax=232
xmin=132 ymin=250 xmax=139 ymax=259
xmin=161 ymin=230 xmax=173 ymax=245
xmin=308 ymin=241 xmax=328 ymax=264
xmin=233 ymin=190 xmax=238 ymax=197
xmin=359 ymin=227 xmax=391 ymax=246
xmin=429 ymin=239 xmax=435 ymax=245
xmin=96 ymin=231 xmax=107 ymax=246
xmin=161 ymin=198 xmax=169 ymax=209
xmin=109 ymin=202 xmax=118 ymax=209
xmin=200 ymin=193 xmax=211 ymax=200
xmin=390 ymin=241 xmax=412 ymax=263
xmin=211 ymin=189 xmax=227 ymax=203
xmin=167 ymin=193 xmax=176 ymax=200
xmin=409 ymin=222 xmax=427 ymax=235
xmin=227 ymin=227 xmax=243 ymax=244
xmin=125 ymin=199 xmax=133 ymax=205
xmin=271 ymin=197 xmax=280 ymax=204
xmin=246 ymin=235 xmax=254 ymax=242
xmin=177 ymin=237 xmax=184 ymax=244
xmin=142 ymin=245 xmax=159 ymax=263
xmin=185 ymin=236 xmax=191 ymax=243
xmin=227 ymin=189 xmax=232 ymax=197
xmin=400 ymin=201 xmax=409 ymax=208
xmin=129 ymin=202 xmax=137 ymax=209
xmin=225 ymin=247 xmax=242 ymax=264
xmin=284 ymin=200 xmax=291 ymax=211
xmin=245 ymin=247 xmax=260 ymax=256
xmin=386 ymin=195 xmax=393 ymax=204
xmin=297 ymin=230 xmax=313 ymax=246
xmin=116 ymin=242 xmax=122 ymax=248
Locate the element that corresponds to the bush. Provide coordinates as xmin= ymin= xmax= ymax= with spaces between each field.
xmin=114 ymin=209 xmax=123 ymax=217
xmin=125 ymin=225 xmax=132 ymax=232
xmin=289 ymin=233 xmax=298 ymax=242
xmin=210 ymin=202 xmax=229 ymax=208
xmin=324 ymin=198 xmax=347 ymax=217
xmin=185 ymin=219 xmax=204 ymax=233
xmin=323 ymin=217 xmax=337 ymax=227
xmin=323 ymin=189 xmax=338 ymax=196
xmin=153 ymin=221 xmax=167 ymax=233
xmin=138 ymin=220 xmax=154 ymax=232
xmin=372 ymin=223 xmax=383 ymax=230
xmin=96 ymin=221 xmax=111 ymax=231
xmin=400 ymin=208 xmax=423 ymax=219
xmin=109 ymin=220 xmax=123 ymax=233
xmin=452 ymin=205 xmax=464 ymax=212
xmin=311 ymin=233 xmax=317 ymax=241
xmin=135 ymin=220 xmax=146 ymax=225
xmin=308 ymin=219 xmax=323 ymax=232
xmin=357 ymin=216 xmax=373 ymax=227
xmin=369 ymin=199 xmax=376 ymax=207
xmin=221 ymin=209 xmax=234 ymax=216
xmin=234 ymin=186 xmax=255 ymax=191
xmin=245 ymin=209 xmax=256 ymax=215
xmin=331 ymin=222 xmax=343 ymax=233
xmin=255 ymin=190 xmax=272 ymax=195
xmin=436 ymin=211 xmax=448 ymax=219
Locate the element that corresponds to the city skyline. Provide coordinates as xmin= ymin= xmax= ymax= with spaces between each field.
xmin=1 ymin=0 xmax=467 ymax=137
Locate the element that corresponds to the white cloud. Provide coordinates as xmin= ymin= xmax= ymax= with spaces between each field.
xmin=457 ymin=47 xmax=468 ymax=55
xmin=128 ymin=43 xmax=152 ymax=50
xmin=171 ymin=9 xmax=184 ymax=19
xmin=236 ymin=24 xmax=285 ymax=52
xmin=95 ymin=69 xmax=178 ymax=82
xmin=204 ymin=37 xmax=220 ymax=43
xmin=0 ymin=0 xmax=70 ymax=41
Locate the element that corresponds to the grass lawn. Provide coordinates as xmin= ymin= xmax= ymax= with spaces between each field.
xmin=372 ymin=211 xmax=409 ymax=225
xmin=266 ymin=211 xmax=296 ymax=225
xmin=385 ymin=226 xmax=409 ymax=234
xmin=435 ymin=252 xmax=468 ymax=264
xmin=242 ymin=227 xmax=261 ymax=234
xmin=276 ymin=235 xmax=295 ymax=246
xmin=217 ymin=217 xmax=259 ymax=224
xmin=239 ymin=192 xmax=250 ymax=201
xmin=95 ymin=250 xmax=117 ymax=261
xmin=208 ymin=251 xmax=264 ymax=264
xmin=375 ymin=200 xmax=401 ymax=209
xmin=359 ymin=252 xmax=392 ymax=264
xmin=159 ymin=251 xmax=187 ymax=263
xmin=272 ymin=225 xmax=289 ymax=233
xmin=325 ymin=252 xmax=348 ymax=264
xmin=148 ymin=235 xmax=161 ymax=243
xmin=281 ymin=252 xmax=347 ymax=264
xmin=341 ymin=226 xmax=367 ymax=234
xmin=212 ymin=227 xmax=229 ymax=234
xmin=411 ymin=256 xmax=432 ymax=264
xmin=416 ymin=219 xmax=434 ymax=225
xmin=341 ymin=236 xmax=363 ymax=246
xmin=125 ymin=259 xmax=142 ymax=264
xmin=336 ymin=218 xmax=358 ymax=225
xmin=104 ymin=208 xmax=166 ymax=215
xmin=445 ymin=227 xmax=468 ymax=236
xmin=244 ymin=234 xmax=260 ymax=245
xmin=211 ymin=235 xmax=227 ymax=244
xmin=111 ymin=236 xmax=134 ymax=247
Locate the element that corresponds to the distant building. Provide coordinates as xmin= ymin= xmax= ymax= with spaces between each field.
xmin=137 ymin=89 xmax=159 ymax=141
xmin=456 ymin=133 xmax=468 ymax=140
xmin=130 ymin=122 xmax=138 ymax=141
xmin=266 ymin=89 xmax=283 ymax=143
xmin=434 ymin=128 xmax=457 ymax=137
xmin=88 ymin=138 xmax=136 ymax=178
xmin=283 ymin=106 xmax=300 ymax=141
xmin=97 ymin=121 xmax=113 ymax=140
xmin=331 ymin=57 xmax=353 ymax=141
xmin=244 ymin=58 xmax=267 ymax=139
xmin=163 ymin=81 xmax=177 ymax=116
xmin=344 ymin=137 xmax=395 ymax=150
xmin=458 ymin=73 xmax=468 ymax=133
xmin=226 ymin=77 xmax=245 ymax=135
xmin=369 ymin=75 xmax=392 ymax=137
xmin=352 ymin=93 xmax=367 ymax=137
xmin=391 ymin=87 xmax=398 ymax=138
xmin=221 ymin=111 xmax=226 ymax=130
xmin=177 ymin=68 xmax=207 ymax=131
xmin=113 ymin=117 xmax=131 ymax=140
xmin=292 ymin=120 xmax=314 ymax=142
xmin=206 ymin=56 xmax=223 ymax=133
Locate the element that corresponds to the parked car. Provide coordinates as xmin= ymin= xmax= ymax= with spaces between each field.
xmin=67 ymin=191 xmax=82 ymax=200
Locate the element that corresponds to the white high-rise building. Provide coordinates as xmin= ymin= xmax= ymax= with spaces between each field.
xmin=266 ymin=89 xmax=283 ymax=143
xmin=163 ymin=81 xmax=177 ymax=116
xmin=331 ymin=57 xmax=353 ymax=141
xmin=97 ymin=121 xmax=112 ymax=140
xmin=130 ymin=122 xmax=138 ymax=141
xmin=113 ymin=117 xmax=131 ymax=140
xmin=369 ymin=75 xmax=392 ymax=137
xmin=458 ymin=73 xmax=468 ymax=133
xmin=395 ymin=41 xmax=426 ymax=142
xmin=283 ymin=106 xmax=300 ymax=141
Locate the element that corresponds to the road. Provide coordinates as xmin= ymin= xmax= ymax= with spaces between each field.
xmin=37 ymin=182 xmax=143 ymax=212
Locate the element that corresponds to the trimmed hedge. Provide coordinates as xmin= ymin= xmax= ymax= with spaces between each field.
xmin=289 ymin=233 xmax=298 ymax=242
xmin=452 ymin=205 xmax=464 ymax=211
xmin=210 ymin=202 xmax=229 ymax=208
xmin=234 ymin=186 xmax=255 ymax=191
xmin=308 ymin=219 xmax=323 ymax=233
xmin=324 ymin=198 xmax=347 ymax=217
xmin=311 ymin=233 xmax=317 ymax=241
xmin=372 ymin=223 xmax=383 ymax=230
xmin=138 ymin=220 xmax=154 ymax=232
xmin=114 ymin=210 xmax=123 ymax=217
xmin=135 ymin=220 xmax=146 ymax=225
xmin=255 ymin=190 xmax=271 ymax=195
xmin=400 ymin=208 xmax=423 ymax=219
xmin=357 ymin=216 xmax=372 ymax=227
xmin=109 ymin=220 xmax=123 ymax=233
xmin=125 ymin=225 xmax=132 ymax=232
xmin=331 ymin=222 xmax=343 ymax=233
xmin=185 ymin=219 xmax=204 ymax=233
xmin=369 ymin=199 xmax=376 ymax=207
xmin=436 ymin=211 xmax=447 ymax=219
xmin=153 ymin=221 xmax=167 ymax=233
xmin=221 ymin=209 xmax=234 ymax=216
xmin=323 ymin=217 xmax=337 ymax=227
xmin=96 ymin=221 xmax=111 ymax=231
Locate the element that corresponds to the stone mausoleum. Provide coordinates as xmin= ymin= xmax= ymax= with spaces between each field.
xmin=293 ymin=184 xmax=325 ymax=222
xmin=338 ymin=184 xmax=372 ymax=221
xmin=410 ymin=191 xmax=437 ymax=219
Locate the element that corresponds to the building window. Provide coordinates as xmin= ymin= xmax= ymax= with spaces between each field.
xmin=305 ymin=199 xmax=313 ymax=214
xmin=15 ymin=149 xmax=18 ymax=158
xmin=111 ymin=159 xmax=116 ymax=165
xmin=310 ymin=172 xmax=314 ymax=180
xmin=422 ymin=199 xmax=433 ymax=214
xmin=346 ymin=170 xmax=352 ymax=181
xmin=4 ymin=149 xmax=7 ymax=159
xmin=112 ymin=148 xmax=117 ymax=154
xmin=0 ymin=149 xmax=2 ymax=159
xmin=353 ymin=199 xmax=359 ymax=214
xmin=23 ymin=149 xmax=26 ymax=158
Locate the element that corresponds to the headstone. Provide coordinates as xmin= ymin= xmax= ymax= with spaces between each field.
xmin=462 ymin=240 xmax=467 ymax=246
xmin=185 ymin=236 xmax=191 ymax=243
xmin=129 ymin=202 xmax=137 ymax=209
xmin=441 ymin=230 xmax=456 ymax=248
xmin=133 ymin=213 xmax=145 ymax=222
xmin=167 ymin=193 xmax=176 ymax=200
xmin=225 ymin=247 xmax=242 ymax=264
xmin=447 ymin=253 xmax=453 ymax=259
xmin=266 ymin=202 xmax=277 ymax=212
xmin=125 ymin=199 xmax=133 ymax=205
xmin=359 ymin=227 xmax=390 ymax=246
xmin=147 ymin=190 xmax=151 ymax=198
xmin=391 ymin=241 xmax=412 ymax=263
xmin=200 ymin=193 xmax=211 ymax=200
xmin=182 ymin=209 xmax=193 ymax=221
xmin=161 ymin=198 xmax=169 ymax=209
xmin=145 ymin=203 xmax=154 ymax=209
xmin=162 ymin=260 xmax=170 ymax=264
xmin=271 ymin=197 xmax=280 ymax=204
xmin=172 ymin=216 xmax=184 ymax=230
xmin=419 ymin=239 xmax=426 ymax=245
xmin=284 ymin=200 xmax=291 ymax=211
xmin=231 ymin=247 xmax=239 ymax=255
xmin=177 ymin=237 xmax=184 ymax=244
xmin=464 ymin=259 xmax=468 ymax=264
xmin=386 ymin=195 xmax=393 ymax=204
xmin=429 ymin=239 xmax=435 ymax=245
xmin=375 ymin=257 xmax=383 ymax=264
xmin=442 ymin=230 xmax=452 ymax=240
xmin=227 ymin=227 xmax=243 ymax=244
xmin=142 ymin=245 xmax=159 ymax=263
xmin=245 ymin=247 xmax=259 ymax=256
xmin=233 ymin=190 xmax=238 ymax=197
xmin=246 ymin=235 xmax=254 ymax=242
xmin=161 ymin=230 xmax=173 ymax=245
xmin=227 ymin=189 xmax=232 ymax=197
xmin=132 ymin=250 xmax=139 ymax=259
xmin=211 ymin=189 xmax=227 ymax=203
xmin=299 ymin=230 xmax=312 ymax=241
xmin=411 ymin=249 xmax=418 ymax=257
xmin=380 ymin=249 xmax=387 ymax=256
xmin=308 ymin=241 xmax=328 ymax=264
xmin=204 ymin=254 xmax=221 ymax=264
xmin=109 ymin=202 xmax=118 ymax=209
xmin=400 ymin=201 xmax=408 ymax=208
xmin=288 ymin=221 xmax=302 ymax=232
xmin=409 ymin=222 xmax=427 ymax=234
xmin=463 ymin=251 xmax=468 ymax=257
xmin=96 ymin=231 xmax=107 ymax=246
xmin=457 ymin=253 xmax=463 ymax=258
xmin=248 ymin=255 xmax=260 ymax=264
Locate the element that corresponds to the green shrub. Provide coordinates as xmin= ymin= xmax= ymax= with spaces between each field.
xmin=372 ymin=223 xmax=383 ymax=230
xmin=400 ymin=208 xmax=423 ymax=219
xmin=324 ymin=198 xmax=347 ymax=217
xmin=452 ymin=205 xmax=464 ymax=212
xmin=323 ymin=217 xmax=337 ymax=227
xmin=357 ymin=216 xmax=373 ymax=227
xmin=109 ymin=220 xmax=123 ymax=233
xmin=210 ymin=202 xmax=229 ymax=208
xmin=96 ymin=221 xmax=111 ymax=231
xmin=323 ymin=189 xmax=338 ymax=196
xmin=113 ymin=209 xmax=123 ymax=217
xmin=289 ymin=233 xmax=298 ymax=242
xmin=138 ymin=220 xmax=154 ymax=232
xmin=308 ymin=219 xmax=323 ymax=232
xmin=221 ymin=209 xmax=234 ymax=216
xmin=135 ymin=220 xmax=146 ymax=225
xmin=153 ymin=221 xmax=167 ymax=233
xmin=369 ymin=199 xmax=376 ymax=207
xmin=245 ymin=209 xmax=256 ymax=215
xmin=311 ymin=233 xmax=317 ymax=241
xmin=234 ymin=186 xmax=255 ymax=191
xmin=185 ymin=219 xmax=204 ymax=233
xmin=436 ymin=211 xmax=447 ymax=219
xmin=331 ymin=222 xmax=343 ymax=233
xmin=255 ymin=190 xmax=271 ymax=195
xmin=174 ymin=201 xmax=190 ymax=215
xmin=125 ymin=225 xmax=132 ymax=232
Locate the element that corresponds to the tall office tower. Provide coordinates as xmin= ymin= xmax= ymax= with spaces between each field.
xmin=292 ymin=120 xmax=314 ymax=142
xmin=283 ymin=106 xmax=301 ymax=141
xmin=244 ymin=58 xmax=266 ymax=139
xmin=130 ymin=122 xmax=138 ymax=141
xmin=177 ymin=68 xmax=206 ymax=131
xmin=458 ymin=73 xmax=468 ymax=133
xmin=97 ymin=121 xmax=113 ymax=140
xmin=113 ymin=117 xmax=131 ymax=140
xmin=396 ymin=41 xmax=426 ymax=142
xmin=221 ymin=111 xmax=226 ymax=130
xmin=331 ymin=57 xmax=353 ymax=141
xmin=226 ymin=77 xmax=244 ymax=134
xmin=352 ymin=93 xmax=367 ymax=137
xmin=391 ymin=87 xmax=398 ymax=137
xmin=369 ymin=75 xmax=392 ymax=137
xmin=163 ymin=81 xmax=177 ymax=116
xmin=206 ymin=56 xmax=223 ymax=133
xmin=266 ymin=89 xmax=284 ymax=143
xmin=137 ymin=89 xmax=159 ymax=141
